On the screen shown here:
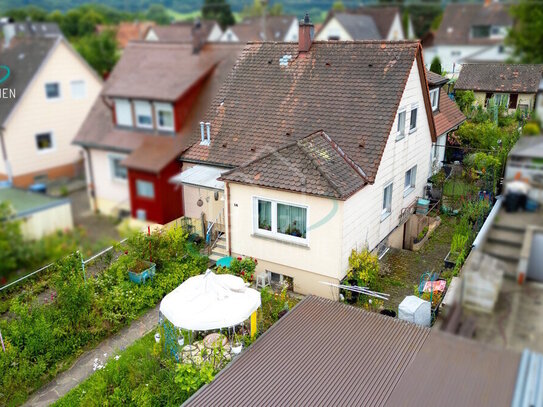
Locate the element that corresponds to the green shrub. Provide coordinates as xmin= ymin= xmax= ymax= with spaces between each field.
xmin=524 ymin=121 xmax=541 ymax=135
xmin=455 ymin=90 xmax=475 ymax=114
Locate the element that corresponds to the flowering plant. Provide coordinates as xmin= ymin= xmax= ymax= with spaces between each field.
xmin=229 ymin=257 xmax=257 ymax=283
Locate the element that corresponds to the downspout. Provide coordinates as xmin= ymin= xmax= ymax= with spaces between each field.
xmin=0 ymin=126 xmax=13 ymax=184
xmin=225 ymin=181 xmax=232 ymax=256
xmin=83 ymin=147 xmax=98 ymax=212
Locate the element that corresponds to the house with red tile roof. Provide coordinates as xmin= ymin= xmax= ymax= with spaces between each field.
xmin=426 ymin=70 xmax=466 ymax=172
xmin=219 ymin=16 xmax=299 ymax=43
xmin=144 ymin=20 xmax=223 ymax=43
xmin=73 ymin=29 xmax=243 ymax=224
xmin=173 ymin=15 xmax=440 ymax=298
xmin=96 ymin=21 xmax=156 ymax=49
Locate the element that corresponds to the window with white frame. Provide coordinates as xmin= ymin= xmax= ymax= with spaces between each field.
xmin=404 ymin=166 xmax=417 ymax=195
xmin=254 ymin=198 xmax=308 ymax=242
xmin=409 ymin=105 xmax=418 ymax=132
xmin=154 ymin=102 xmax=174 ymax=131
xmin=70 ymin=80 xmax=86 ymax=99
xmin=430 ymin=88 xmax=439 ymax=111
xmin=396 ymin=110 xmax=406 ymax=140
xmin=114 ymin=99 xmax=133 ymax=127
xmin=136 ymin=180 xmax=155 ymax=198
xmin=45 ymin=82 xmax=60 ymax=99
xmin=35 ymin=132 xmax=54 ymax=152
xmin=134 ymin=100 xmax=153 ymax=129
xmin=109 ymin=155 xmax=127 ymax=181
xmin=382 ymin=183 xmax=393 ymax=219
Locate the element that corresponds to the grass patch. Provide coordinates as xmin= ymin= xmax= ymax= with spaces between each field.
xmin=443 ymin=179 xmax=477 ymax=198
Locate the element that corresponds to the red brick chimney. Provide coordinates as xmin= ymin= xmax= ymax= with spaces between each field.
xmin=298 ymin=13 xmax=314 ymax=53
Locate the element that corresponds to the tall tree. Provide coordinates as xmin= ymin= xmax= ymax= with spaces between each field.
xmin=332 ymin=1 xmax=346 ymax=12
xmin=507 ymin=0 xmax=543 ymax=63
xmin=146 ymin=4 xmax=171 ymax=25
xmin=430 ymin=56 xmax=442 ymax=75
xmin=75 ymin=30 xmax=119 ymax=77
xmin=202 ymin=0 xmax=235 ymax=29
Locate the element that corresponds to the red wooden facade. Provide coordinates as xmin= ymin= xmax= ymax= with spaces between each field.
xmin=127 ymin=160 xmax=184 ymax=224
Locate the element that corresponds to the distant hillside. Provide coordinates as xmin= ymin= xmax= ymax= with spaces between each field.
xmin=0 ymin=0 xmax=347 ymax=19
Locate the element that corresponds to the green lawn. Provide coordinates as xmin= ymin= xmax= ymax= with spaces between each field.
xmin=443 ymin=179 xmax=477 ymax=198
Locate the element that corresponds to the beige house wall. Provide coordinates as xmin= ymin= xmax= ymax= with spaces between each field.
xmin=89 ymin=149 xmax=130 ymax=215
xmin=473 ymin=91 xmax=535 ymax=112
xmin=227 ymin=183 xmax=344 ymax=287
xmin=1 ymin=39 xmax=102 ymax=183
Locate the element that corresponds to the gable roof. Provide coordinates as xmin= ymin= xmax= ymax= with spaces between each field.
xmin=227 ymin=16 xmax=297 ymax=42
xmin=334 ymin=13 xmax=381 ymax=40
xmin=319 ymin=7 xmax=400 ymax=40
xmin=182 ymin=40 xmax=435 ymax=189
xmin=0 ymin=37 xmax=58 ymax=125
xmin=147 ymin=20 xmax=219 ymax=43
xmin=74 ymin=43 xmax=244 ymax=173
xmin=434 ymin=3 xmax=512 ymax=46
xmin=184 ymin=296 xmax=519 ymax=407
xmin=101 ymin=42 xmax=228 ymax=101
xmin=0 ymin=21 xmax=61 ymax=42
xmin=455 ymin=63 xmax=543 ymax=94
xmin=220 ymin=131 xmax=367 ymax=199
xmin=97 ymin=21 xmax=155 ymax=48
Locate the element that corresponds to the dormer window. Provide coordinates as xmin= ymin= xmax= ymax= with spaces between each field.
xmin=134 ymin=101 xmax=153 ymax=129
xmin=155 ymin=102 xmax=174 ymax=131
xmin=114 ymin=98 xmax=133 ymax=127
xmin=472 ymin=25 xmax=490 ymax=38
xmin=430 ymin=88 xmax=439 ymax=111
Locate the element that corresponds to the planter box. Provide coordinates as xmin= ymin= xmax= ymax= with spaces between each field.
xmin=128 ymin=261 xmax=156 ymax=284
xmin=412 ymin=232 xmax=429 ymax=252
xmin=444 ymin=251 xmax=458 ymax=269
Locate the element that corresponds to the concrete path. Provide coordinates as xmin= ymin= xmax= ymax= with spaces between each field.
xmin=24 ymin=304 xmax=160 ymax=406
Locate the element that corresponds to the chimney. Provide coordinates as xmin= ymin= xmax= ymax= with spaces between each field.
xmin=298 ymin=13 xmax=314 ymax=53
xmin=200 ymin=121 xmax=205 ymax=144
xmin=192 ymin=18 xmax=205 ymax=54
xmin=25 ymin=16 xmax=35 ymax=36
xmin=205 ymin=122 xmax=211 ymax=143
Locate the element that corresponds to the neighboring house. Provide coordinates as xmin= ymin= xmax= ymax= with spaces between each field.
xmin=185 ymin=296 xmax=523 ymax=407
xmin=0 ymin=37 xmax=102 ymax=187
xmin=423 ymin=2 xmax=513 ymax=75
xmin=455 ymin=63 xmax=543 ymax=118
xmin=316 ymin=7 xmax=411 ymax=41
xmin=1 ymin=20 xmax=61 ymax=48
xmin=0 ymin=187 xmax=73 ymax=239
xmin=426 ymin=70 xmax=466 ymax=172
xmin=176 ymin=17 xmax=437 ymax=298
xmin=219 ymin=16 xmax=299 ymax=42
xmin=145 ymin=20 xmax=222 ymax=43
xmin=96 ymin=21 xmax=155 ymax=49
xmin=73 ymin=35 xmax=243 ymax=224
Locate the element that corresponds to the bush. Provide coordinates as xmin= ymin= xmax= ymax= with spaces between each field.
xmin=0 ymin=226 xmax=207 ymax=406
xmin=454 ymin=90 xmax=475 ymax=114
xmin=430 ymin=56 xmax=442 ymax=75
xmin=524 ymin=121 xmax=541 ymax=135
xmin=347 ymin=249 xmax=380 ymax=290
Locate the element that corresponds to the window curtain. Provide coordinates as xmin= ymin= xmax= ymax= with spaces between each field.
xmin=258 ymin=200 xmax=272 ymax=231
xmin=277 ymin=204 xmax=307 ymax=238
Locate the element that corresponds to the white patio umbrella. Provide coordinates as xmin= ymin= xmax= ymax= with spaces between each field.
xmin=159 ymin=269 xmax=261 ymax=331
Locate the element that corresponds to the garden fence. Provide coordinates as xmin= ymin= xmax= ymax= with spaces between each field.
xmin=0 ymin=238 xmax=127 ymax=293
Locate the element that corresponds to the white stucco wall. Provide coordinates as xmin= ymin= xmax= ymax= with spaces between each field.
xmin=424 ymin=44 xmax=511 ymax=75
xmin=341 ymin=58 xmax=433 ymax=273
xmin=89 ymin=148 xmax=130 ymax=215
xmin=145 ymin=28 xmax=159 ymax=41
xmin=207 ymin=23 xmax=223 ymax=42
xmin=219 ymin=28 xmax=239 ymax=42
xmin=283 ymin=18 xmax=299 ymax=42
xmin=315 ymin=17 xmax=353 ymax=41
xmin=2 ymin=39 xmax=102 ymax=178
xmin=386 ymin=12 xmax=404 ymax=40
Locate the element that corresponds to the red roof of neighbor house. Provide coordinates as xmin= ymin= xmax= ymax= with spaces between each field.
xmin=97 ymin=21 xmax=155 ymax=48
xmin=433 ymin=3 xmax=512 ymax=46
xmin=73 ymin=42 xmax=244 ymax=173
xmin=227 ymin=16 xmax=297 ymax=42
xmin=455 ymin=63 xmax=543 ymax=94
xmin=182 ymin=40 xmax=436 ymax=195
xmin=434 ymin=89 xmax=465 ymax=137
xmin=146 ymin=20 xmax=219 ymax=43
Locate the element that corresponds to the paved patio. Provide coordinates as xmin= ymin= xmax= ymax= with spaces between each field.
xmin=24 ymin=305 xmax=160 ymax=407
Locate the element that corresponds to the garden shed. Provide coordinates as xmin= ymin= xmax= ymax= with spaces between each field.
xmin=0 ymin=187 xmax=73 ymax=239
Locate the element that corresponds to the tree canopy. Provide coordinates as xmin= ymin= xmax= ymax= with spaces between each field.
xmin=507 ymin=0 xmax=543 ymax=63
xmin=201 ymin=0 xmax=235 ymax=29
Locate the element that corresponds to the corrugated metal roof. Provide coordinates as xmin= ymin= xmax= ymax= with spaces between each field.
xmin=385 ymin=331 xmax=520 ymax=407
xmin=512 ymin=349 xmax=543 ymax=407
xmin=184 ymin=296 xmax=430 ymax=407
